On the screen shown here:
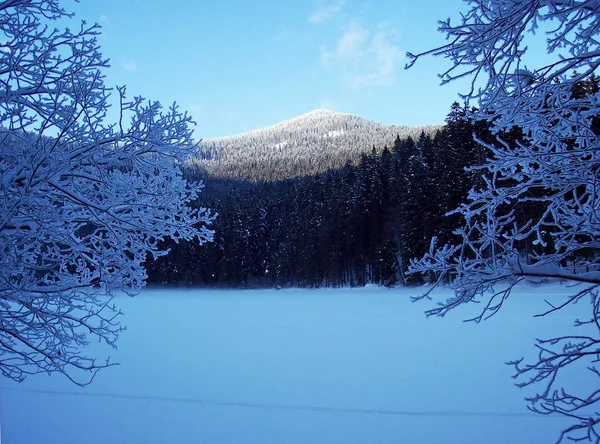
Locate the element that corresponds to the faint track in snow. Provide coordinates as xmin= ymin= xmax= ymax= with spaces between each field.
xmin=0 ymin=386 xmax=555 ymax=419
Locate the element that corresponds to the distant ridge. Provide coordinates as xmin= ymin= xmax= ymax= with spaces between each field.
xmin=190 ymin=110 xmax=440 ymax=182
xmin=215 ymin=109 xmax=348 ymax=139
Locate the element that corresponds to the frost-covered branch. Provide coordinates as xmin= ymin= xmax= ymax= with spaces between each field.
xmin=407 ymin=0 xmax=600 ymax=441
xmin=0 ymin=0 xmax=214 ymax=384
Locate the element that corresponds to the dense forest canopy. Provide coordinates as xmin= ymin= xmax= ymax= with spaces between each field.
xmin=147 ymin=103 xmax=490 ymax=288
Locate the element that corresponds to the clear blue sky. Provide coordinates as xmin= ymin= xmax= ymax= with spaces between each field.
xmin=69 ymin=0 xmax=473 ymax=139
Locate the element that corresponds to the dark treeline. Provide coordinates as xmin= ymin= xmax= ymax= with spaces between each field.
xmin=146 ymin=103 xmax=490 ymax=288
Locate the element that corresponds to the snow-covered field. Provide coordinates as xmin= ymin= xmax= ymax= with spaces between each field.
xmin=0 ymin=284 xmax=584 ymax=443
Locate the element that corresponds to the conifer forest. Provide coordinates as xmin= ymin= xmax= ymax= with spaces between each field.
xmin=147 ymin=103 xmax=493 ymax=288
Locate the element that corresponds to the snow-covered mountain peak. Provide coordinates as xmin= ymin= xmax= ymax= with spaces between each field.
xmin=296 ymin=108 xmax=347 ymax=119
xmin=192 ymin=110 xmax=441 ymax=181
xmin=279 ymin=109 xmax=358 ymax=128
xmin=211 ymin=109 xmax=356 ymax=141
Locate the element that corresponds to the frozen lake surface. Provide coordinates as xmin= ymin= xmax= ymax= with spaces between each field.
xmin=0 ymin=284 xmax=582 ymax=443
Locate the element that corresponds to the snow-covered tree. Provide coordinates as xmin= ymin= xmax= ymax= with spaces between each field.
xmin=406 ymin=1 xmax=600 ymax=441
xmin=0 ymin=0 xmax=213 ymax=385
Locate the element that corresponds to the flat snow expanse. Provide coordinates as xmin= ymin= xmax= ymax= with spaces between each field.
xmin=0 ymin=284 xmax=585 ymax=443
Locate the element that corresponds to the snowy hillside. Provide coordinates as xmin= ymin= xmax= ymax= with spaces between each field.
xmin=190 ymin=109 xmax=440 ymax=181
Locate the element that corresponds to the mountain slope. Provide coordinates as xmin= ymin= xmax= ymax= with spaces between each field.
xmin=189 ymin=109 xmax=440 ymax=181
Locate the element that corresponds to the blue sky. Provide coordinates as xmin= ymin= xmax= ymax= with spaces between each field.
xmin=69 ymin=0 xmax=473 ymax=139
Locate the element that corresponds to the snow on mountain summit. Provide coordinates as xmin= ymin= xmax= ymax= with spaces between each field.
xmin=209 ymin=109 xmax=355 ymax=140
xmin=191 ymin=110 xmax=439 ymax=181
xmin=290 ymin=108 xmax=341 ymax=119
xmin=289 ymin=108 xmax=348 ymax=122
